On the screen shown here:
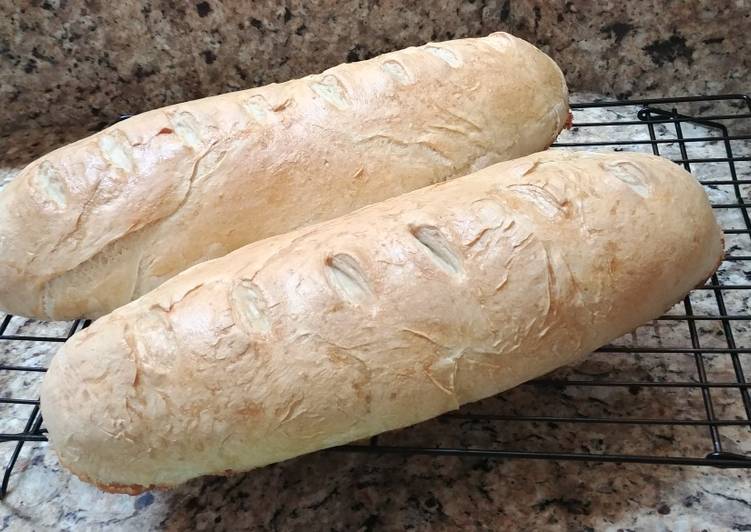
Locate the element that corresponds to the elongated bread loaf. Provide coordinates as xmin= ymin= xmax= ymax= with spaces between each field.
xmin=0 ymin=33 xmax=568 ymax=320
xmin=40 ymin=151 xmax=723 ymax=494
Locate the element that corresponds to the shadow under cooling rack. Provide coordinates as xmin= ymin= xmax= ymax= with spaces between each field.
xmin=1 ymin=94 xmax=751 ymax=499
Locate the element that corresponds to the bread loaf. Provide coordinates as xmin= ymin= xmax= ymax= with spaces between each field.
xmin=0 ymin=33 xmax=569 ymax=320
xmin=40 ymin=151 xmax=723 ymax=494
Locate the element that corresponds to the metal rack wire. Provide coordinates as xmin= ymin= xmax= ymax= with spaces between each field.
xmin=1 ymin=94 xmax=750 ymax=498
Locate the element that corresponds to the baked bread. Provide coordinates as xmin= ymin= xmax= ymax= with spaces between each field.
xmin=40 ymin=151 xmax=723 ymax=494
xmin=0 ymin=33 xmax=569 ymax=320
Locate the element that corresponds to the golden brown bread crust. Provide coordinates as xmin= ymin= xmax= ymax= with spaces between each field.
xmin=0 ymin=32 xmax=569 ymax=320
xmin=54 ymin=448 xmax=243 ymax=495
xmin=71 ymin=470 xmax=164 ymax=496
xmin=564 ymin=110 xmax=574 ymax=130
xmin=40 ymin=151 xmax=723 ymax=494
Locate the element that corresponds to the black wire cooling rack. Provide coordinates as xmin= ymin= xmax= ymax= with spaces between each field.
xmin=1 ymin=94 xmax=750 ymax=499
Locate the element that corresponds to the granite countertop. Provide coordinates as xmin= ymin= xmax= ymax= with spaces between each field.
xmin=1 ymin=1 xmax=748 ymax=137
xmin=0 ymin=96 xmax=750 ymax=530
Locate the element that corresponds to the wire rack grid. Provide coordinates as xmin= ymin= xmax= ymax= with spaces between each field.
xmin=1 ymin=94 xmax=750 ymax=499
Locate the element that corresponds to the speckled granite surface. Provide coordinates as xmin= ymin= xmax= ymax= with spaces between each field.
xmin=1 ymin=0 xmax=748 ymax=136
xmin=0 ymin=96 xmax=750 ymax=530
